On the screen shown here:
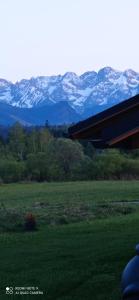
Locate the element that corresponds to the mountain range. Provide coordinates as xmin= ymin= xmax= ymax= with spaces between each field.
xmin=0 ymin=67 xmax=139 ymax=125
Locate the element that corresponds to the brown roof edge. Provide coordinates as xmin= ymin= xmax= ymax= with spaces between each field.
xmin=69 ymin=94 xmax=139 ymax=137
xmin=108 ymin=127 xmax=139 ymax=146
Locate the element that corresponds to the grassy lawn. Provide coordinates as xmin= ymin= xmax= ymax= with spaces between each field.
xmin=0 ymin=181 xmax=139 ymax=299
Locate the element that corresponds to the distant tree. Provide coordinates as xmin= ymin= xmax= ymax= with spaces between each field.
xmin=0 ymin=159 xmax=25 ymax=183
xmin=1 ymin=123 xmax=139 ymax=183
xmin=83 ymin=142 xmax=96 ymax=159
xmin=45 ymin=138 xmax=85 ymax=180
xmin=89 ymin=149 xmax=126 ymax=179
xmin=39 ymin=128 xmax=53 ymax=152
xmin=8 ymin=122 xmax=26 ymax=160
xmin=26 ymin=127 xmax=53 ymax=154
xmin=45 ymin=120 xmax=49 ymax=128
xmin=26 ymin=152 xmax=48 ymax=181
xmin=0 ymin=137 xmax=6 ymax=157
xmin=27 ymin=129 xmax=40 ymax=154
xmin=70 ymin=155 xmax=92 ymax=180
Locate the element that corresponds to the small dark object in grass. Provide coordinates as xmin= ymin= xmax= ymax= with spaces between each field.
xmin=24 ymin=213 xmax=37 ymax=231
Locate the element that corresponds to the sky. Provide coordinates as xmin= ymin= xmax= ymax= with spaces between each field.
xmin=0 ymin=0 xmax=139 ymax=82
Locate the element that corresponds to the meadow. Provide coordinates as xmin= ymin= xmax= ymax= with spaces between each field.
xmin=0 ymin=181 xmax=139 ymax=299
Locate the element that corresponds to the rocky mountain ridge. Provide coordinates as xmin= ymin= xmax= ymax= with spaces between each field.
xmin=0 ymin=67 xmax=139 ymax=125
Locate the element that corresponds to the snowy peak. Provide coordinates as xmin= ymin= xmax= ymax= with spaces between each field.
xmin=0 ymin=67 xmax=139 ymax=119
xmin=62 ymin=72 xmax=78 ymax=80
xmin=0 ymin=78 xmax=13 ymax=104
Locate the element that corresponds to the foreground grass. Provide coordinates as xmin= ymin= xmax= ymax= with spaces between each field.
xmin=0 ymin=181 xmax=139 ymax=299
xmin=0 ymin=216 xmax=139 ymax=299
xmin=1 ymin=181 xmax=139 ymax=207
xmin=0 ymin=181 xmax=139 ymax=226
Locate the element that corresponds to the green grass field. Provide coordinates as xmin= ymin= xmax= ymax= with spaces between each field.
xmin=0 ymin=181 xmax=139 ymax=299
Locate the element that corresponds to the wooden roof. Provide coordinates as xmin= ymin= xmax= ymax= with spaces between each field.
xmin=69 ymin=94 xmax=139 ymax=149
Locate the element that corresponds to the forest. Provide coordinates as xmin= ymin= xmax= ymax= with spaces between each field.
xmin=0 ymin=122 xmax=139 ymax=183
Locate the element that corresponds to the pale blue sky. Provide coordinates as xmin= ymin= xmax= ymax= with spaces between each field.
xmin=0 ymin=0 xmax=139 ymax=82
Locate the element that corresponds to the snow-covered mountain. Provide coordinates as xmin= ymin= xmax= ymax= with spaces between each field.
xmin=0 ymin=67 xmax=139 ymax=125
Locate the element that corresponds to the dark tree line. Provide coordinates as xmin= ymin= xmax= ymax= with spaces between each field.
xmin=0 ymin=122 xmax=139 ymax=183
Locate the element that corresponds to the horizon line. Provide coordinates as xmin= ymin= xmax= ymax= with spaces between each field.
xmin=0 ymin=66 xmax=139 ymax=84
